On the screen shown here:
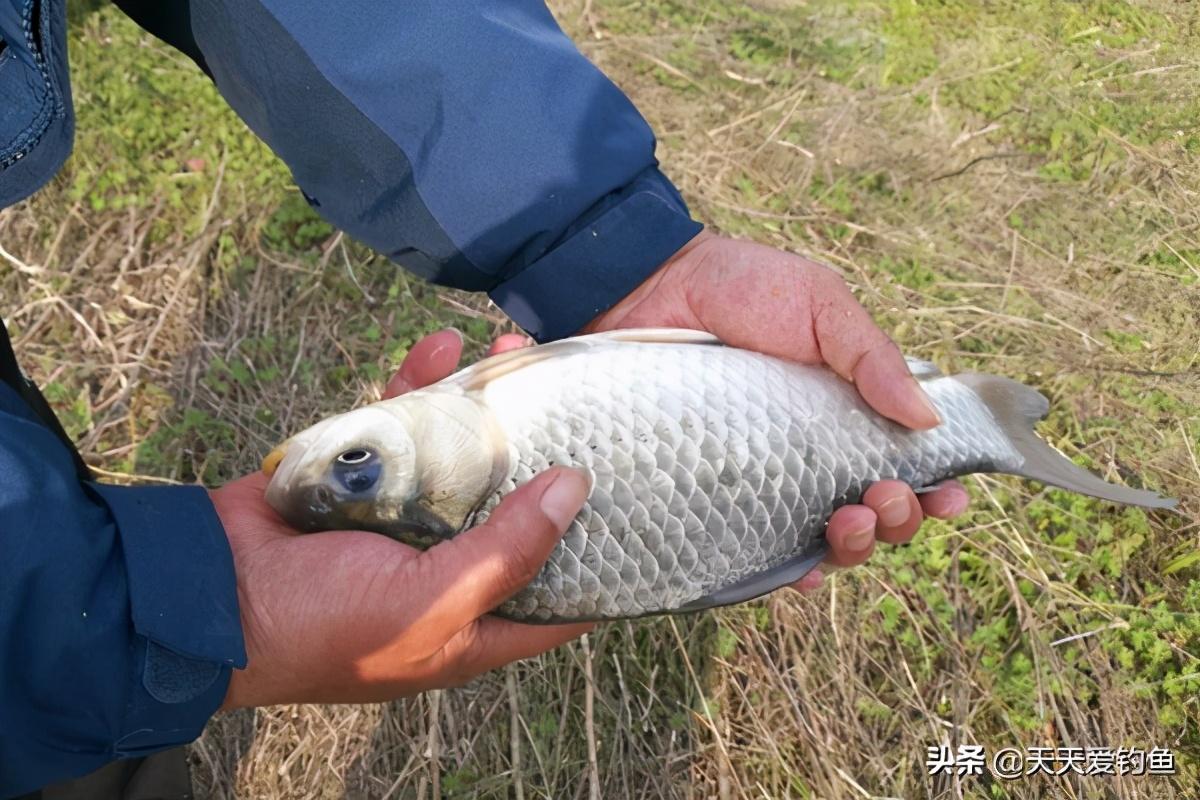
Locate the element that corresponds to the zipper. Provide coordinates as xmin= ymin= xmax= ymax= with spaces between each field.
xmin=0 ymin=0 xmax=58 ymax=170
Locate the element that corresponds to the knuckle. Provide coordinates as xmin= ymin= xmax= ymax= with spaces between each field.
xmin=804 ymin=258 xmax=845 ymax=287
xmin=850 ymin=337 xmax=901 ymax=380
xmin=442 ymin=634 xmax=488 ymax=688
xmin=405 ymin=547 xmax=445 ymax=588
xmin=864 ymin=335 xmax=901 ymax=361
xmin=495 ymin=546 xmax=539 ymax=589
xmin=479 ymin=515 xmax=546 ymax=588
xmin=460 ymin=628 xmax=490 ymax=665
xmin=409 ymin=637 xmax=447 ymax=666
xmin=823 ymin=269 xmax=850 ymax=293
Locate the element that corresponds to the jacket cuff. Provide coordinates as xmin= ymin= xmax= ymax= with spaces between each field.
xmin=89 ymin=483 xmax=247 ymax=753
xmin=488 ymin=167 xmax=703 ymax=342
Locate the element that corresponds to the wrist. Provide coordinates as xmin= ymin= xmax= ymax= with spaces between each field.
xmin=585 ymin=229 xmax=718 ymax=333
xmin=488 ymin=168 xmax=704 ymax=342
xmin=207 ymin=481 xmax=274 ymax=712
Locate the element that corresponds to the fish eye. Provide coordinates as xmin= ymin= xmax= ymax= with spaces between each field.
xmin=337 ymin=448 xmax=372 ymax=465
xmin=333 ymin=448 xmax=380 ymax=494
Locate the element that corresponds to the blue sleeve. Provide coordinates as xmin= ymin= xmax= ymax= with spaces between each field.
xmin=0 ymin=383 xmax=246 ymax=797
xmin=188 ymin=0 xmax=704 ymax=341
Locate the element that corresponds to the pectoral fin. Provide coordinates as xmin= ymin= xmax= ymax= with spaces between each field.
xmin=674 ymin=545 xmax=829 ymax=613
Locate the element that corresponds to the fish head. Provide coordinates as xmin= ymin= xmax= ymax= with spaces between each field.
xmin=261 ymin=404 xmax=429 ymax=538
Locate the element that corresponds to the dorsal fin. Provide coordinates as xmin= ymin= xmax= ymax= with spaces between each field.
xmin=904 ymin=356 xmax=943 ymax=380
xmin=590 ymin=328 xmax=722 ymax=346
xmin=447 ymin=328 xmax=723 ymax=391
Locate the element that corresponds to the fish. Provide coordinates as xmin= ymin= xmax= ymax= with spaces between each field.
xmin=261 ymin=329 xmax=1176 ymax=623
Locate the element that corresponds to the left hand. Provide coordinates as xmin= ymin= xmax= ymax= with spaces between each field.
xmin=586 ymin=231 xmax=970 ymax=591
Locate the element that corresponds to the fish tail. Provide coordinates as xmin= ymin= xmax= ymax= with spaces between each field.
xmin=953 ymin=374 xmax=1177 ymax=510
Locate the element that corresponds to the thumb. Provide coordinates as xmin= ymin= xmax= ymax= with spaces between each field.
xmin=409 ymin=467 xmax=590 ymax=639
xmin=804 ymin=272 xmax=940 ymax=430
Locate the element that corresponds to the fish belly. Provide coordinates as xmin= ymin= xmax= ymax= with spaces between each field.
xmin=469 ymin=343 xmax=1020 ymax=622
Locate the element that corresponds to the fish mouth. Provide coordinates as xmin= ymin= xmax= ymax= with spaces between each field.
xmin=262 ymin=439 xmax=313 ymax=524
xmin=262 ymin=443 xmax=287 ymax=477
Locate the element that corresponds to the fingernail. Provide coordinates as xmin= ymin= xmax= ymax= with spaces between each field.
xmin=539 ymin=469 xmax=590 ymax=529
xmin=877 ymin=495 xmax=910 ymax=528
xmin=911 ymin=378 xmax=942 ymax=426
xmin=430 ymin=329 xmax=462 ymax=355
xmin=846 ymin=526 xmax=875 ymax=552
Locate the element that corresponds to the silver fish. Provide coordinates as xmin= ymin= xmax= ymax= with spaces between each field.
xmin=261 ymin=329 xmax=1175 ymax=623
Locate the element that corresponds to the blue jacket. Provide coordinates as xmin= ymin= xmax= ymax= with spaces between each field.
xmin=0 ymin=1 xmax=701 ymax=794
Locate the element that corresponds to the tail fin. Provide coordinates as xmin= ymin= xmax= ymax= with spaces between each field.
xmin=953 ymin=374 xmax=1177 ymax=510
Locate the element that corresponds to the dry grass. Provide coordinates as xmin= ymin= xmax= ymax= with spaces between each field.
xmin=2 ymin=1 xmax=1197 ymax=797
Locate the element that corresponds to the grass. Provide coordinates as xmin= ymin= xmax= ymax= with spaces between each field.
xmin=1 ymin=1 xmax=1197 ymax=797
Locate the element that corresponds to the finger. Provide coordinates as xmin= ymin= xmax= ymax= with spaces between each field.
xmin=811 ymin=275 xmax=940 ymax=430
xmin=917 ymin=480 xmax=970 ymax=519
xmin=408 ymin=467 xmax=590 ymax=640
xmin=861 ymin=481 xmax=923 ymax=545
xmin=823 ymin=504 xmax=877 ymax=567
xmin=488 ymin=333 xmax=533 ymax=356
xmin=384 ymin=329 xmax=464 ymax=398
xmin=436 ymin=617 xmax=594 ymax=685
xmin=788 ymin=568 xmax=824 ymax=594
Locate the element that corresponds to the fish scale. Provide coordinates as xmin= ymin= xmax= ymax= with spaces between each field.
xmin=468 ymin=341 xmax=1021 ymax=622
xmin=264 ymin=329 xmax=1176 ymax=623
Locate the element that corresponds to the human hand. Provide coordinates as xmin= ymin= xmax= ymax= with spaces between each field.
xmin=588 ymin=231 xmax=970 ymax=589
xmin=216 ymin=330 xmax=590 ymax=709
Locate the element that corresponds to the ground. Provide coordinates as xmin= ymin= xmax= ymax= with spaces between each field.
xmin=1 ymin=1 xmax=1197 ymax=798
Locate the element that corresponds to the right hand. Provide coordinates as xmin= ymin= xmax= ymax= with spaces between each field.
xmin=216 ymin=330 xmax=591 ymax=709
